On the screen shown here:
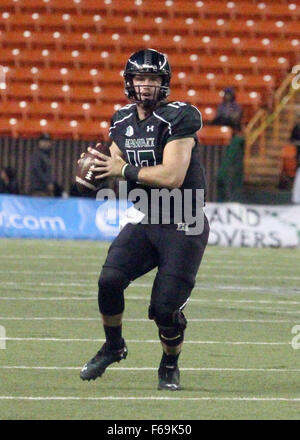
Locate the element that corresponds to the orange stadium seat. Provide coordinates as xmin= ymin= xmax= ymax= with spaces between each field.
xmin=2 ymin=12 xmax=299 ymax=40
xmin=168 ymin=1 xmax=257 ymax=19
xmin=226 ymin=36 xmax=300 ymax=59
xmin=28 ymin=67 xmax=123 ymax=86
xmin=25 ymin=101 xmax=64 ymax=119
xmin=0 ymin=83 xmax=41 ymax=100
xmin=1 ymin=29 xmax=297 ymax=64
xmin=33 ymin=0 xmax=138 ymax=16
xmin=129 ymin=1 xmax=297 ymax=21
xmin=54 ymin=102 xmax=116 ymax=120
xmin=30 ymin=101 xmax=115 ymax=121
xmin=0 ymin=47 xmax=125 ymax=69
xmin=197 ymin=1 xmax=261 ymax=18
xmin=14 ymin=83 xmax=123 ymax=104
xmin=172 ymin=72 xmax=275 ymax=93
xmin=4 ymin=66 xmax=96 ymax=85
xmin=0 ymin=47 xmax=20 ymax=65
xmin=134 ymin=1 xmax=191 ymax=18
xmin=198 ymin=126 xmax=233 ymax=146
xmin=225 ymin=19 xmax=300 ymax=38
xmin=3 ymin=66 xmax=35 ymax=82
xmin=212 ymin=2 xmax=300 ymax=20
xmin=35 ymin=84 xmax=90 ymax=101
xmin=18 ymin=0 xmax=108 ymax=14
xmin=74 ymin=120 xmax=110 ymax=139
xmin=0 ymin=1 xmax=22 ymax=12
xmin=0 ymin=100 xmax=29 ymax=118
xmin=168 ymin=53 xmax=289 ymax=76
xmin=0 ymin=117 xmax=109 ymax=139
xmin=170 ymin=88 xmax=261 ymax=110
xmin=11 ymin=0 xmax=52 ymax=12
xmin=0 ymin=47 xmax=290 ymax=82
xmin=252 ymin=4 xmax=300 ymax=21
xmin=0 ymin=0 xmax=297 ymax=141
xmin=94 ymin=0 xmax=139 ymax=17
xmin=0 ymin=12 xmax=101 ymax=32
xmin=0 ymin=100 xmax=112 ymax=121
xmin=170 ymin=89 xmax=221 ymax=106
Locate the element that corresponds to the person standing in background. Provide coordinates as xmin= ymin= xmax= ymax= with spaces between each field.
xmin=212 ymin=87 xmax=243 ymax=131
xmin=29 ymin=133 xmax=56 ymax=196
xmin=0 ymin=166 xmax=19 ymax=194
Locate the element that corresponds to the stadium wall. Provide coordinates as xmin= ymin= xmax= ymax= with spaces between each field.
xmin=0 ymin=136 xmax=228 ymax=201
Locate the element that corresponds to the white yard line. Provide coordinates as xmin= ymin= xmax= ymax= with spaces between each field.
xmin=2 ymin=295 xmax=300 ymax=312
xmin=1 ymin=395 xmax=300 ymax=402
xmin=0 ymin=254 xmax=296 ymax=268
xmin=1 ymin=270 xmax=300 ymax=281
xmin=2 ymin=337 xmax=290 ymax=345
xmin=0 ymin=366 xmax=299 ymax=372
xmin=0 ymin=317 xmax=295 ymax=323
xmin=1 ymin=281 xmax=298 ymax=295
xmin=0 ymin=297 xmax=96 ymax=300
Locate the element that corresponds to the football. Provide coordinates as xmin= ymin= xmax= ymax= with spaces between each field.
xmin=75 ymin=143 xmax=110 ymax=194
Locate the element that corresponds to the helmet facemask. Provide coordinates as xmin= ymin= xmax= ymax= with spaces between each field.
xmin=124 ymin=73 xmax=170 ymax=108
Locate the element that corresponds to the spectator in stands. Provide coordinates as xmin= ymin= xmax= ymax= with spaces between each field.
xmin=216 ymin=133 xmax=245 ymax=202
xmin=290 ymin=112 xmax=300 ymax=165
xmin=29 ymin=133 xmax=60 ymax=196
xmin=212 ymin=87 xmax=243 ymax=131
xmin=0 ymin=166 xmax=19 ymax=194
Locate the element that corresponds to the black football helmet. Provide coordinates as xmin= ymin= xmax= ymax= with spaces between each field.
xmin=123 ymin=49 xmax=171 ymax=107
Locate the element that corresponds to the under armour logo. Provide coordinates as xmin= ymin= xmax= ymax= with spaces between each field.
xmin=146 ymin=125 xmax=154 ymax=132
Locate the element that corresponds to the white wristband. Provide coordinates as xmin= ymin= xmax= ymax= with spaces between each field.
xmin=121 ymin=163 xmax=129 ymax=178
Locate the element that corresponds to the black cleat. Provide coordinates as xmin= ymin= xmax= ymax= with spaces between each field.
xmin=80 ymin=340 xmax=128 ymax=381
xmin=158 ymin=365 xmax=182 ymax=391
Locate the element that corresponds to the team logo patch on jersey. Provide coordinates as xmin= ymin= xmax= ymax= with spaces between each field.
xmin=125 ymin=125 xmax=134 ymax=137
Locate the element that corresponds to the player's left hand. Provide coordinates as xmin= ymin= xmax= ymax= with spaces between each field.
xmin=88 ymin=147 xmax=126 ymax=179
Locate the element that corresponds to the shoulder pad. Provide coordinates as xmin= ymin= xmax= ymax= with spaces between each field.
xmin=110 ymin=104 xmax=136 ymax=133
xmin=155 ymin=102 xmax=202 ymax=129
xmin=112 ymin=103 xmax=136 ymax=120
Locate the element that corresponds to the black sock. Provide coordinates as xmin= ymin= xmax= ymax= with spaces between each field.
xmin=160 ymin=352 xmax=180 ymax=368
xmin=103 ymin=325 xmax=123 ymax=350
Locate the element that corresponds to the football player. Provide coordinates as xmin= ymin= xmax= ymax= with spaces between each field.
xmin=80 ymin=49 xmax=210 ymax=390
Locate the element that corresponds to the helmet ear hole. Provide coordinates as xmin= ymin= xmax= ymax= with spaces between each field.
xmin=123 ymin=49 xmax=171 ymax=105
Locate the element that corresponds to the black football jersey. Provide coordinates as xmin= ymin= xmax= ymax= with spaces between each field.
xmin=109 ymin=101 xmax=207 ymax=224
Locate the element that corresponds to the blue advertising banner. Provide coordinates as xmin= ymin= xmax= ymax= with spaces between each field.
xmin=1 ymin=195 xmax=300 ymax=247
xmin=0 ymin=194 xmax=130 ymax=240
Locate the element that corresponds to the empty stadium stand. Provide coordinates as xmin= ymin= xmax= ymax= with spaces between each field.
xmin=0 ymin=0 xmax=299 ymax=144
